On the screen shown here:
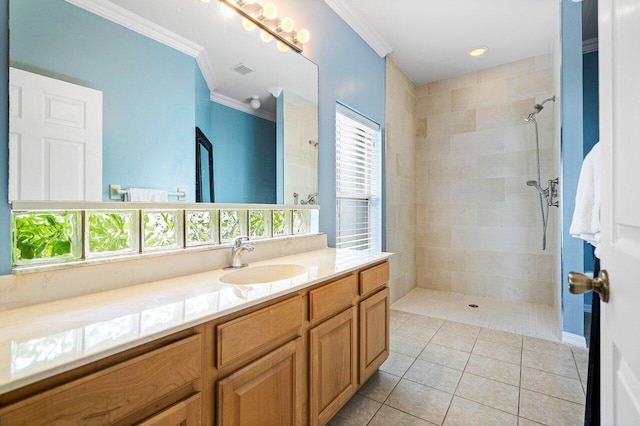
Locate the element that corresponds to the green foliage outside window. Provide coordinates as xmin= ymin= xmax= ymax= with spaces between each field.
xmin=87 ymin=212 xmax=135 ymax=254
xmin=249 ymin=210 xmax=267 ymax=238
xmin=12 ymin=212 xmax=80 ymax=265
xmin=143 ymin=211 xmax=179 ymax=249
xmin=220 ymin=210 xmax=241 ymax=242
xmin=187 ymin=211 xmax=216 ymax=245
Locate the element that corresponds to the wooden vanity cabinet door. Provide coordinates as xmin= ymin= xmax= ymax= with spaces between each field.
xmin=138 ymin=393 xmax=202 ymax=425
xmin=217 ymin=338 xmax=304 ymax=426
xmin=309 ymin=306 xmax=358 ymax=426
xmin=359 ymin=288 xmax=390 ymax=384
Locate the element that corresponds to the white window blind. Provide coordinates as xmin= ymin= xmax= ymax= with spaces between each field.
xmin=336 ymin=105 xmax=381 ymax=252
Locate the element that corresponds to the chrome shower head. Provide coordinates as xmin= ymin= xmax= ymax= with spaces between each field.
xmin=527 ymin=180 xmax=546 ymax=195
xmin=525 ymin=96 xmax=555 ymax=122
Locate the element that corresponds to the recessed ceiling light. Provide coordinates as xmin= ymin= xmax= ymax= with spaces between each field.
xmin=469 ymin=46 xmax=488 ymax=57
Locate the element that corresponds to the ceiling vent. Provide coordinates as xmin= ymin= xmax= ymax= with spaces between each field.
xmin=231 ymin=63 xmax=255 ymax=75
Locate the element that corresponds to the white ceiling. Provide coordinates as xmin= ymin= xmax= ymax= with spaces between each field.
xmin=333 ymin=0 xmax=559 ymax=85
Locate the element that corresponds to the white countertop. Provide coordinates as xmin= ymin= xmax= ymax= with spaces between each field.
xmin=0 ymin=248 xmax=391 ymax=394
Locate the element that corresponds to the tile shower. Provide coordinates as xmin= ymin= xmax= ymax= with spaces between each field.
xmin=413 ymin=56 xmax=560 ymax=307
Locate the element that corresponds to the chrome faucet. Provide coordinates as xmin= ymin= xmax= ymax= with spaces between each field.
xmin=224 ymin=236 xmax=255 ymax=269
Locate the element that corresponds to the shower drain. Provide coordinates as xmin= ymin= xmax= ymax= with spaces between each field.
xmin=468 ymin=304 xmax=479 ymax=308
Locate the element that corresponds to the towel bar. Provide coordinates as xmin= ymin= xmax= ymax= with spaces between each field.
xmin=109 ymin=184 xmax=187 ymax=201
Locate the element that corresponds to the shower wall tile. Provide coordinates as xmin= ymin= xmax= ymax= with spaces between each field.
xmin=535 ymin=54 xmax=553 ymax=71
xmin=477 ymin=57 xmax=535 ymax=83
xmin=426 ymin=109 xmax=476 ymax=138
xmin=476 ymin=98 xmax=535 ymax=130
xmin=416 ymin=90 xmax=452 ymax=117
xmin=450 ymin=178 xmax=505 ymax=203
xmin=415 ymin=55 xmax=558 ymax=306
xmin=451 ymin=79 xmax=507 ymax=112
xmin=386 ymin=59 xmax=417 ymax=303
xmin=427 ymin=71 xmax=476 ymax=94
xmin=506 ymin=68 xmax=554 ymax=102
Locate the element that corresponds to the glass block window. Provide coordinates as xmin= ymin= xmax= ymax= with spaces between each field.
xmin=292 ymin=210 xmax=309 ymax=235
xmin=12 ymin=211 xmax=82 ymax=266
xmin=142 ymin=210 xmax=183 ymax=251
xmin=86 ymin=211 xmax=138 ymax=258
xmin=273 ymin=209 xmax=292 ymax=236
xmin=220 ymin=210 xmax=246 ymax=243
xmin=249 ymin=210 xmax=272 ymax=239
xmin=186 ymin=210 xmax=218 ymax=247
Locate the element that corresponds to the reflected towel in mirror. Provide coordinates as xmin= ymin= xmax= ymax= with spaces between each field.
xmin=126 ymin=188 xmax=169 ymax=202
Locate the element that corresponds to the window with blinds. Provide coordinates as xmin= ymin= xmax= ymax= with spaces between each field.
xmin=335 ymin=104 xmax=381 ymax=252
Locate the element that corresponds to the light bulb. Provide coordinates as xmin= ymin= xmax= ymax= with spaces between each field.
xmin=296 ymin=29 xmax=310 ymax=43
xmin=242 ymin=18 xmax=256 ymax=31
xmin=250 ymin=95 xmax=261 ymax=109
xmin=219 ymin=3 xmax=235 ymax=18
xmin=200 ymin=0 xmax=212 ymax=3
xmin=262 ymin=3 xmax=278 ymax=20
xmin=280 ymin=17 xmax=294 ymax=32
xmin=277 ymin=41 xmax=289 ymax=52
xmin=260 ymin=31 xmax=273 ymax=43
xmin=469 ymin=46 xmax=488 ymax=57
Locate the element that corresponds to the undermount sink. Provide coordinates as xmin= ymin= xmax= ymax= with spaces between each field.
xmin=220 ymin=264 xmax=309 ymax=285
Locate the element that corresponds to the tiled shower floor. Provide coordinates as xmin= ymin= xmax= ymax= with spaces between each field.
xmin=391 ymin=288 xmax=561 ymax=341
xmin=329 ymin=310 xmax=588 ymax=426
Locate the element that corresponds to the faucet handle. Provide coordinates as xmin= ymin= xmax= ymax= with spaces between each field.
xmin=233 ymin=236 xmax=249 ymax=248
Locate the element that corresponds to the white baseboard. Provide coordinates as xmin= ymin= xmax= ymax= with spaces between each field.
xmin=562 ymin=332 xmax=587 ymax=348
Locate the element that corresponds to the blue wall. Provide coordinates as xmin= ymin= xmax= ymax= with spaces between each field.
xmin=0 ymin=0 xmax=9 ymax=275
xmin=210 ymin=103 xmax=276 ymax=204
xmin=281 ymin=1 xmax=386 ymax=246
xmin=10 ymin=0 xmax=196 ymax=201
xmin=561 ymin=0 xmax=585 ymax=337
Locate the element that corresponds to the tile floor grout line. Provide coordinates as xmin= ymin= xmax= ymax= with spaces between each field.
xmin=440 ymin=333 xmax=480 ymax=425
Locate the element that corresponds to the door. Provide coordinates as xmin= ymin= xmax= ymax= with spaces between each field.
xmin=9 ymin=67 xmax=102 ymax=201
xmin=598 ymin=0 xmax=640 ymax=423
xmin=309 ymin=306 xmax=357 ymax=426
xmin=217 ymin=338 xmax=304 ymax=426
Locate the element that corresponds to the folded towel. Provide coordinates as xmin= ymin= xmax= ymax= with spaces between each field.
xmin=570 ymin=142 xmax=601 ymax=255
xmin=126 ymin=188 xmax=169 ymax=202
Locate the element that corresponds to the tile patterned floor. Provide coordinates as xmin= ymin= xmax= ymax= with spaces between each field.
xmin=391 ymin=289 xmax=561 ymax=341
xmin=329 ymin=310 xmax=589 ymax=426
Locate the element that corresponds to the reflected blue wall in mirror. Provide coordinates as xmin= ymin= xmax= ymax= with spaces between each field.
xmin=10 ymin=0 xmax=197 ymax=201
xmin=209 ymin=103 xmax=276 ymax=204
xmin=9 ymin=0 xmax=280 ymax=205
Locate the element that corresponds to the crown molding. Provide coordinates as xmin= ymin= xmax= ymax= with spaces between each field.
xmin=210 ymin=92 xmax=276 ymax=122
xmin=583 ymin=37 xmax=598 ymax=54
xmin=65 ymin=0 xmax=218 ymax=91
xmin=323 ymin=0 xmax=393 ymax=58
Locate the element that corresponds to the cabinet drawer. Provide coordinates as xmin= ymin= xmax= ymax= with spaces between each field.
xmin=359 ymin=261 xmax=389 ymax=296
xmin=216 ymin=295 xmax=304 ymax=369
xmin=309 ymin=273 xmax=357 ymax=323
xmin=138 ymin=393 xmax=202 ymax=425
xmin=0 ymin=334 xmax=202 ymax=425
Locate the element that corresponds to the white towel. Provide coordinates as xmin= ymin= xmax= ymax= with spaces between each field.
xmin=570 ymin=142 xmax=601 ymax=255
xmin=126 ymin=188 xmax=169 ymax=202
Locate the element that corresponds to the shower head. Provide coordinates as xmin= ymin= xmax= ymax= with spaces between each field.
xmin=527 ymin=180 xmax=546 ymax=195
xmin=525 ymin=96 xmax=556 ymax=122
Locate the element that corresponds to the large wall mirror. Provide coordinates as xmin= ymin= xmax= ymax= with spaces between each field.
xmin=8 ymin=0 xmax=318 ymax=204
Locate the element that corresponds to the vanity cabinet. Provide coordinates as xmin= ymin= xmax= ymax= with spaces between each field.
xmin=359 ymin=288 xmax=390 ymax=383
xmin=0 ymin=259 xmax=390 ymax=426
xmin=0 ymin=332 xmax=203 ymax=425
xmin=217 ymin=338 xmax=304 ymax=426
xmin=309 ymin=307 xmax=358 ymax=426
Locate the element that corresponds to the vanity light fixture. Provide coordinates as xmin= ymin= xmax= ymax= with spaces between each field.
xmin=468 ymin=46 xmax=488 ymax=57
xmin=217 ymin=0 xmax=309 ymax=52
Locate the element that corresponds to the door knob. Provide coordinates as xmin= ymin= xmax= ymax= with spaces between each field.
xmin=568 ymin=270 xmax=610 ymax=303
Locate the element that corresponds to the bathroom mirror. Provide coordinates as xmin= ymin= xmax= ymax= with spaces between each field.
xmin=7 ymin=0 xmax=318 ymax=204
